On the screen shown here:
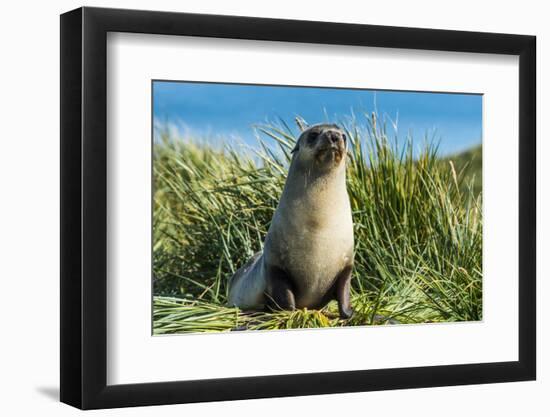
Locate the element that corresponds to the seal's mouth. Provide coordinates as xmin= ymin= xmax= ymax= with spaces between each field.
xmin=316 ymin=145 xmax=344 ymax=163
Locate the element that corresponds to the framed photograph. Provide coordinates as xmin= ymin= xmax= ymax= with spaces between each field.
xmin=60 ymin=6 xmax=536 ymax=410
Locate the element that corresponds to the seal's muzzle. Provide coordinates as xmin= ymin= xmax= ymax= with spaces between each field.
xmin=315 ymin=129 xmax=346 ymax=164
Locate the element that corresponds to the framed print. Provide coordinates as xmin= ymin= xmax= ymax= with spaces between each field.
xmin=60 ymin=6 xmax=536 ymax=410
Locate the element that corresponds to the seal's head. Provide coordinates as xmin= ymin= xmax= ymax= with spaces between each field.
xmin=291 ymin=124 xmax=347 ymax=170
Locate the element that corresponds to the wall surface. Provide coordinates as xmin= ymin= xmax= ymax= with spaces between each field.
xmin=0 ymin=0 xmax=546 ymax=415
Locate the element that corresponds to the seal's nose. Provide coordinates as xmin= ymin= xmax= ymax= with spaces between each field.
xmin=327 ymin=131 xmax=342 ymax=144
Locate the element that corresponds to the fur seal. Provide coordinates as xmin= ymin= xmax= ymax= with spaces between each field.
xmin=227 ymin=124 xmax=355 ymax=319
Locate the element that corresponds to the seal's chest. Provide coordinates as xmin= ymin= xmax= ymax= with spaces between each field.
xmin=285 ymin=225 xmax=353 ymax=298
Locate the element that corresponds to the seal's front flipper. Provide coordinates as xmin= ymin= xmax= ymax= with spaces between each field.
xmin=335 ymin=265 xmax=353 ymax=319
xmin=266 ymin=265 xmax=296 ymax=312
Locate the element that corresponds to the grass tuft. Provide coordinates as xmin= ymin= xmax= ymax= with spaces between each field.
xmin=153 ymin=113 xmax=482 ymax=333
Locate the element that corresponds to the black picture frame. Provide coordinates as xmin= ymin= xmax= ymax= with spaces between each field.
xmin=60 ymin=6 xmax=536 ymax=410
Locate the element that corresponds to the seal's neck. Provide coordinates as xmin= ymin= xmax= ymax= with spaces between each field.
xmin=281 ymin=161 xmax=349 ymax=214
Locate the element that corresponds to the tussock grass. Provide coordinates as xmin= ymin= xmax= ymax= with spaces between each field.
xmin=153 ymin=113 xmax=482 ymax=334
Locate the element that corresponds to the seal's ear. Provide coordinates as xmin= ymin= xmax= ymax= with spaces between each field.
xmin=290 ymin=142 xmax=299 ymax=154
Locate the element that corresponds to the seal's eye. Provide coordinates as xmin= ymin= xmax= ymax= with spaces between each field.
xmin=308 ymin=131 xmax=319 ymax=143
xmin=342 ymin=133 xmax=347 ymax=142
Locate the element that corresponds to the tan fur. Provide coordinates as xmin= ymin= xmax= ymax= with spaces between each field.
xmin=228 ymin=124 xmax=354 ymax=310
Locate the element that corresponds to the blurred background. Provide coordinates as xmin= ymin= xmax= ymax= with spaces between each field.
xmin=152 ymin=80 xmax=482 ymax=156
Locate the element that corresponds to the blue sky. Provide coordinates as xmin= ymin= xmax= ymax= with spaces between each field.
xmin=153 ymin=81 xmax=482 ymax=156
